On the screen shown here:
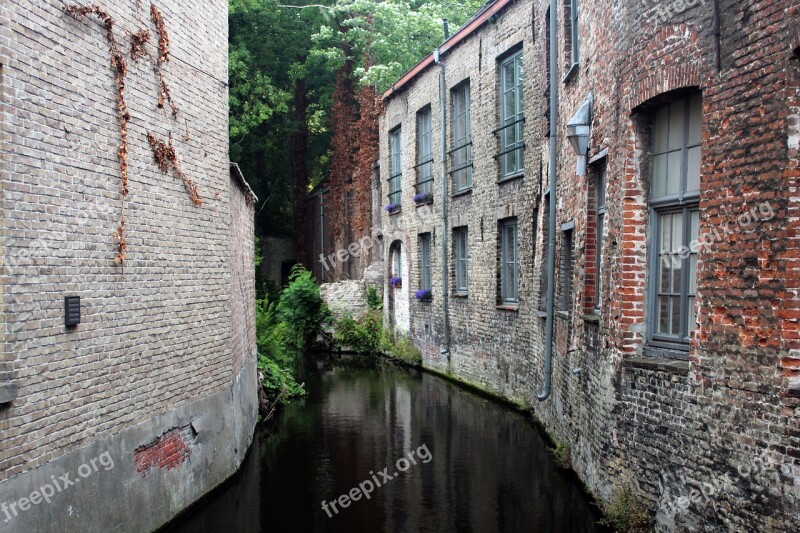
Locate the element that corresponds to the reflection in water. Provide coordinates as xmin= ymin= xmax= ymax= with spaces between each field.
xmin=167 ymin=358 xmax=604 ymax=533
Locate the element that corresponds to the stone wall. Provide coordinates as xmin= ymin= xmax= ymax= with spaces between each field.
xmin=378 ymin=0 xmax=800 ymax=530
xmin=320 ymin=280 xmax=369 ymax=320
xmin=0 ymin=1 xmax=257 ymax=530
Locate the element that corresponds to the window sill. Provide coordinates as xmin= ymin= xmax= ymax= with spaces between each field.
xmin=582 ymin=313 xmax=600 ymax=323
xmin=623 ymin=356 xmax=690 ymax=375
xmin=556 ymin=310 xmax=570 ymax=320
xmin=536 ymin=310 xmax=548 ymax=318
xmin=452 ymin=188 xmax=473 ymax=198
xmin=496 ymin=304 xmax=519 ymax=312
xmin=452 ymin=293 xmax=468 ymax=299
xmin=562 ymin=62 xmax=579 ymax=84
xmin=0 ymin=381 xmax=18 ymax=404
xmin=497 ymin=172 xmax=524 ymax=184
xmin=415 ymin=201 xmax=433 ymax=208
xmin=388 ymin=209 xmax=402 ymax=216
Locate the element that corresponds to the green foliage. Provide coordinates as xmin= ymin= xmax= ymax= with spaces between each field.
xmin=599 ymin=487 xmax=653 ymax=533
xmin=334 ymin=310 xmax=382 ymax=353
xmin=380 ymin=329 xmax=423 ymax=365
xmin=229 ymin=0 xmax=485 ymax=239
xmin=366 ymin=286 xmax=383 ymax=311
xmin=257 ymin=353 xmax=307 ymax=401
xmin=254 ymin=235 xmax=264 ymax=269
xmin=254 ymin=265 xmax=330 ymax=405
xmin=308 ymin=0 xmax=486 ymax=92
xmin=552 ymin=441 xmax=571 ymax=469
xmin=275 ymin=265 xmax=330 ymax=349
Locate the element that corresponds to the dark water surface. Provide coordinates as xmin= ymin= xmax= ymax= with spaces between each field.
xmin=167 ymin=358 xmax=604 ymax=533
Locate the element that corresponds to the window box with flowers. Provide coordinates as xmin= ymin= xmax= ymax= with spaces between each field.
xmin=390 ymin=276 xmax=402 ymax=289
xmin=385 ymin=203 xmax=401 ymax=215
xmin=415 ymin=289 xmax=432 ymax=302
xmin=413 ymin=192 xmax=433 ymax=206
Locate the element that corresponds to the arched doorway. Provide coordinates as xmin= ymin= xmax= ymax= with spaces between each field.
xmin=387 ymin=240 xmax=410 ymax=334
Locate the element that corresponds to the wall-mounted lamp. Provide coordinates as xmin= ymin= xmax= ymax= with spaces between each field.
xmin=65 ymin=296 xmax=81 ymax=327
xmin=567 ymin=92 xmax=594 ymax=176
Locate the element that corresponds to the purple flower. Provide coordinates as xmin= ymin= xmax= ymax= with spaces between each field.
xmin=390 ymin=276 xmax=402 ymax=288
xmin=385 ymin=203 xmax=399 ymax=213
xmin=415 ymin=289 xmax=432 ymax=301
xmin=414 ymin=192 xmax=433 ymax=203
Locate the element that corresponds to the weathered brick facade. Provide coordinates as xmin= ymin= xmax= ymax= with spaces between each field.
xmin=0 ymin=2 xmax=258 ymax=531
xmin=378 ymin=0 xmax=800 ymax=530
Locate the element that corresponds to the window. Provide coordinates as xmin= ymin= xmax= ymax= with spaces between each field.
xmin=500 ymin=219 xmax=519 ymax=304
xmin=419 ymin=233 xmax=432 ymax=291
xmin=594 ymin=163 xmax=606 ymax=312
xmin=416 ymin=108 xmax=434 ymax=197
xmin=649 ymin=93 xmax=702 ymax=350
xmin=388 ymin=128 xmax=402 ymax=209
xmin=393 ymin=245 xmax=402 ymax=278
xmin=559 ymin=227 xmax=573 ymax=314
xmin=498 ymin=50 xmax=525 ymax=177
xmin=451 ymin=83 xmax=473 ymax=192
xmin=567 ymin=0 xmax=579 ymax=67
xmin=454 ymin=227 xmax=469 ymax=294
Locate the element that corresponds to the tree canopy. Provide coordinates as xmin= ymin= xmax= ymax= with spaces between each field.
xmin=229 ymin=0 xmax=486 ymax=239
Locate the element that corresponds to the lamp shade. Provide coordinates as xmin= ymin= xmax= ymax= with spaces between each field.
xmin=566 ymin=93 xmax=594 ymax=157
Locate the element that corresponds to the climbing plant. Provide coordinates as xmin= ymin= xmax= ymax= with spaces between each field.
xmin=65 ymin=3 xmax=200 ymax=267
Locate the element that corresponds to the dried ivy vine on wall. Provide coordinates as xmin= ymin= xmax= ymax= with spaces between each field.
xmin=353 ymin=85 xmax=382 ymax=238
xmin=150 ymin=3 xmax=177 ymax=118
xmin=65 ymin=3 xmax=200 ymax=267
xmin=147 ymin=133 xmax=202 ymax=206
xmin=129 ymin=29 xmax=150 ymax=60
xmin=326 ymin=66 xmax=357 ymax=244
xmin=65 ymin=5 xmax=131 ymax=265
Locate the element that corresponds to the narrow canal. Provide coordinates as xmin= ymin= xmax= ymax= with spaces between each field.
xmin=167 ymin=357 xmax=605 ymax=532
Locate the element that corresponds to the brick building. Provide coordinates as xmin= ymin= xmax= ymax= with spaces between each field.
xmin=378 ymin=0 xmax=800 ymax=529
xmin=0 ymin=2 xmax=257 ymax=531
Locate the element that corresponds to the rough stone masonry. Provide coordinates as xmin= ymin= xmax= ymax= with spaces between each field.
xmin=376 ymin=0 xmax=800 ymax=530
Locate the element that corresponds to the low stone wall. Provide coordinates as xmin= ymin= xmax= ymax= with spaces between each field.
xmin=320 ymin=280 xmax=369 ymax=319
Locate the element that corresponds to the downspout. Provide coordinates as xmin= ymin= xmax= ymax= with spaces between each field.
xmin=538 ymin=0 xmax=558 ymax=402
xmin=434 ymin=47 xmax=451 ymax=364
xmin=712 ymin=0 xmax=721 ymax=71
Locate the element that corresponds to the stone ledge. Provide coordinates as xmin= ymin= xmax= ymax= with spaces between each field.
xmin=0 ymin=381 xmax=18 ymax=404
xmin=623 ymin=356 xmax=690 ymax=374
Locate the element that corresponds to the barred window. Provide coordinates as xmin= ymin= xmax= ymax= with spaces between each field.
xmin=451 ymin=84 xmax=473 ymax=191
xmin=498 ymin=51 xmax=524 ymax=177
xmin=416 ymin=108 xmax=434 ymax=197
xmin=388 ymin=127 xmax=402 ymax=209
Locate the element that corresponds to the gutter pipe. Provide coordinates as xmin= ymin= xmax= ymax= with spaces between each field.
xmin=434 ymin=47 xmax=451 ymax=364
xmin=538 ymin=0 xmax=558 ymax=402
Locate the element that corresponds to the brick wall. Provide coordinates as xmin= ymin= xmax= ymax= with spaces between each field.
xmin=0 ymin=1 xmax=258 ymax=530
xmin=378 ymin=0 xmax=800 ymax=530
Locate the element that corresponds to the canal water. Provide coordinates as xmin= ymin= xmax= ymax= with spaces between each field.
xmin=167 ymin=357 xmax=605 ymax=532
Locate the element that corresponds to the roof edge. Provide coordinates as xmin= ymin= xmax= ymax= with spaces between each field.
xmin=382 ymin=0 xmax=514 ymax=101
xmin=230 ymin=162 xmax=258 ymax=204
